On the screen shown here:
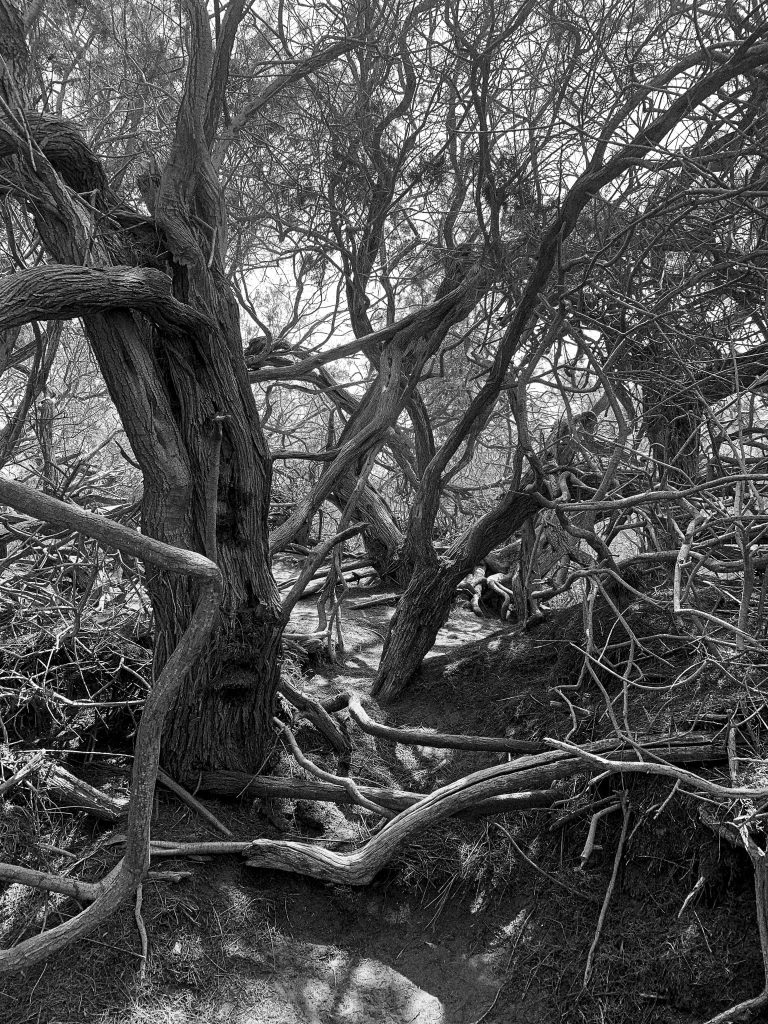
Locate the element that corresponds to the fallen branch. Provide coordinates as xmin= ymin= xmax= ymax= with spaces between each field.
xmin=157 ymin=768 xmax=232 ymax=837
xmin=300 ymin=568 xmax=376 ymax=599
xmin=277 ymin=677 xmax=351 ymax=753
xmin=583 ymin=796 xmax=630 ymax=986
xmin=580 ymin=802 xmax=622 ymax=869
xmin=346 ymin=594 xmax=399 ymax=611
xmin=0 ymin=751 xmax=46 ymax=798
xmin=243 ymin=735 xmax=724 ymax=885
xmin=0 ymin=477 xmax=222 ymax=973
xmin=33 ymin=761 xmax=127 ymax=822
xmin=197 ymin=769 xmax=557 ymax=817
xmin=149 ymin=840 xmax=252 ymax=856
xmin=278 ymin=556 xmax=372 ymax=592
xmin=344 ymin=693 xmax=564 ymax=754
xmin=545 ymin=737 xmax=768 ymax=800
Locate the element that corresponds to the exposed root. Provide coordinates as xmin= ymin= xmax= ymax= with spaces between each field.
xmin=244 ymin=736 xmax=725 ymax=886
xmin=275 ymin=716 xmax=395 ymax=819
xmin=583 ymin=796 xmax=630 ymax=986
xmin=342 ymin=693 xmax=546 ymax=753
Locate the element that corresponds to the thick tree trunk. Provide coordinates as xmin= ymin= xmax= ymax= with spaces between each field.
xmin=372 ymin=560 xmax=464 ymax=702
xmin=0 ymin=4 xmax=284 ymax=785
xmin=374 ymin=491 xmax=540 ymax=702
xmin=77 ymin=301 xmax=283 ymax=781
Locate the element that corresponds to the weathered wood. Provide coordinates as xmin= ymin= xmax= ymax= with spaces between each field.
xmin=0 ymin=863 xmax=110 ymax=902
xmin=244 ymin=735 xmax=725 ymax=885
xmin=35 ymin=762 xmax=127 ymax=822
xmin=278 ymin=678 xmax=351 ymax=753
xmin=197 ymin=769 xmax=557 ymax=816
xmin=344 ymin=693 xmax=547 ymax=754
xmin=0 ymin=751 xmax=45 ymax=797
xmin=157 ymin=768 xmax=232 ymax=837
xmin=346 ymin=594 xmax=399 ymax=610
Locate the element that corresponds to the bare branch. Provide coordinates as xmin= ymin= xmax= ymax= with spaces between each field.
xmin=0 ymin=265 xmax=211 ymax=336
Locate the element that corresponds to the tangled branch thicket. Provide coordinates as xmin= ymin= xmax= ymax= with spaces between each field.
xmin=3 ymin=0 xmax=768 ymax=1018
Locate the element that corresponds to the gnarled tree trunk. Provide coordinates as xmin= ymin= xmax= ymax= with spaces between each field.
xmin=373 ymin=491 xmax=540 ymax=702
xmin=0 ymin=0 xmax=288 ymax=783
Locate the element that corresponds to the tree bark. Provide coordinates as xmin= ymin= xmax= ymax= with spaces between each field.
xmin=374 ymin=490 xmax=540 ymax=702
xmin=372 ymin=560 xmax=463 ymax=702
xmin=0 ymin=1 xmax=284 ymax=783
xmin=331 ymin=477 xmax=407 ymax=585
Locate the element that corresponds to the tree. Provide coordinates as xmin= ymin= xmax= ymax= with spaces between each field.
xmin=371 ymin=1 xmax=768 ymax=699
xmin=0 ymin=0 xmax=351 ymax=780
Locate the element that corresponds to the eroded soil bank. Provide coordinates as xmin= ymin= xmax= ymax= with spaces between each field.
xmin=0 ymin=586 xmax=762 ymax=1024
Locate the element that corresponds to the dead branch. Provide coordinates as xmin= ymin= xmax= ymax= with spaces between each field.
xmin=0 ymin=477 xmax=222 ymax=974
xmin=243 ymin=735 xmax=724 ymax=885
xmin=277 ymin=677 xmax=351 ymax=753
xmin=579 ymin=801 xmax=622 ymax=869
xmin=583 ymin=796 xmax=630 ymax=987
xmin=545 ymin=737 xmax=768 ymax=800
xmin=0 ymin=751 xmax=45 ymax=797
xmin=33 ymin=761 xmax=127 ymax=822
xmin=156 ymin=768 xmax=232 ymax=837
xmin=343 ymin=692 xmax=554 ymax=754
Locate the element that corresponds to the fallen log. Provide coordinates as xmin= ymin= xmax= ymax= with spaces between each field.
xmin=243 ymin=734 xmax=725 ymax=885
xmin=346 ymin=594 xmax=399 ymax=611
xmin=197 ymin=770 xmax=556 ymax=817
xmin=34 ymin=761 xmax=127 ymax=822
xmin=342 ymin=693 xmax=547 ymax=754
xmin=300 ymin=569 xmax=376 ymax=599
xmin=278 ymin=557 xmax=373 ymax=591
xmin=0 ymin=751 xmax=46 ymax=797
